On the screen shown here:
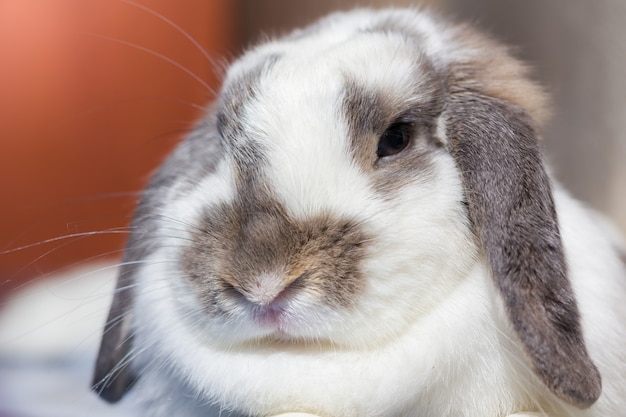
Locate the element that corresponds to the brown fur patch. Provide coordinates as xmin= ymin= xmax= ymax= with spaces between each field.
xmin=369 ymin=12 xmax=549 ymax=128
xmin=181 ymin=184 xmax=369 ymax=315
xmin=341 ymin=78 xmax=388 ymax=170
xmin=446 ymin=24 xmax=551 ymax=127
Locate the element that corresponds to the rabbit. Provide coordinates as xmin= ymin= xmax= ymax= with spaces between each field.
xmin=91 ymin=8 xmax=626 ymax=417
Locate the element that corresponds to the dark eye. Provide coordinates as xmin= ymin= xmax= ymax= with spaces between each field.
xmin=376 ymin=123 xmax=411 ymax=158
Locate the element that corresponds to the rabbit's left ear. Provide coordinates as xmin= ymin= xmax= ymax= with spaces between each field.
xmin=443 ymin=91 xmax=601 ymax=408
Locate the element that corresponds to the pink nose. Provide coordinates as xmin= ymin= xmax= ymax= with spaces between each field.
xmin=229 ymin=273 xmax=300 ymax=329
xmin=238 ymin=272 xmax=302 ymax=307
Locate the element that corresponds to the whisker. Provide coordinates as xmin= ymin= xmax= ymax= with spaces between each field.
xmin=0 ymin=233 xmax=190 ymax=296
xmin=94 ymin=341 xmax=146 ymax=393
xmin=1 ymin=233 xmax=129 ymax=293
xmin=148 ymin=213 xmax=208 ymax=235
xmin=119 ymin=0 xmax=220 ymax=68
xmin=81 ymin=32 xmax=215 ymax=94
xmin=0 ymin=229 xmax=131 ymax=255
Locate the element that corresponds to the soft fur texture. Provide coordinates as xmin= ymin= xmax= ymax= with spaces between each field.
xmin=92 ymin=8 xmax=626 ymax=417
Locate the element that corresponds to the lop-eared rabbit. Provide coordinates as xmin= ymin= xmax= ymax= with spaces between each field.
xmin=93 ymin=8 xmax=626 ymax=417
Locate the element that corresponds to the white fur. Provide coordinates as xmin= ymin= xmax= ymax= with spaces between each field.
xmin=109 ymin=8 xmax=626 ymax=417
xmin=128 ymin=190 xmax=626 ymax=417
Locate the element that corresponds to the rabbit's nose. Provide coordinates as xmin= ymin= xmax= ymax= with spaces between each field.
xmin=239 ymin=272 xmax=297 ymax=306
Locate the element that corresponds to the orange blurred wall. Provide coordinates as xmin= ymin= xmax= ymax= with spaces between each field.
xmin=0 ymin=1 xmax=238 ymax=296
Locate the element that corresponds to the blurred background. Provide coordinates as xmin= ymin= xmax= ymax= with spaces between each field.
xmin=0 ymin=0 xmax=625 ymax=298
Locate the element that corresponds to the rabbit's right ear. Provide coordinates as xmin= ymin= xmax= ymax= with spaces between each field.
xmin=91 ymin=264 xmax=138 ymax=402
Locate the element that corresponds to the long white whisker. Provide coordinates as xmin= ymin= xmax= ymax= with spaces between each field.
xmin=0 ymin=229 xmax=131 ymax=255
xmin=119 ymin=0 xmax=219 ymax=67
xmin=81 ymin=32 xmax=214 ymax=94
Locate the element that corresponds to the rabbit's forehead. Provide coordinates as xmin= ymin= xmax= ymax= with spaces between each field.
xmin=250 ymin=32 xmax=438 ymax=110
xmin=220 ymin=34 xmax=442 ymax=222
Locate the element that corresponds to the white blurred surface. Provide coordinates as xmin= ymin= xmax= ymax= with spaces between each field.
xmin=0 ymin=264 xmax=116 ymax=357
xmin=0 ymin=264 xmax=130 ymax=417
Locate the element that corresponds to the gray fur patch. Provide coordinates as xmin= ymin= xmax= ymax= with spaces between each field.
xmin=216 ymin=54 xmax=281 ymax=144
xmin=341 ymin=79 xmax=388 ymax=169
xmin=215 ymin=54 xmax=283 ymax=189
xmin=445 ymin=91 xmax=601 ymax=408
xmin=340 ymin=64 xmax=445 ymax=194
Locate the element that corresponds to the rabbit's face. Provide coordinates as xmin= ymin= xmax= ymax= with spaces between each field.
xmin=167 ymin=30 xmax=478 ymax=347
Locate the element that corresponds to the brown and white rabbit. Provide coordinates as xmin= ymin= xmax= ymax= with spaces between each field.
xmin=92 ymin=8 xmax=626 ymax=417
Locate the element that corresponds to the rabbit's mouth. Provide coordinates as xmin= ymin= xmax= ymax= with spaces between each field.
xmin=252 ymin=303 xmax=293 ymax=336
xmin=241 ymin=273 xmax=296 ymax=330
xmin=242 ymin=276 xmax=322 ymax=339
xmin=222 ymin=272 xmax=348 ymax=343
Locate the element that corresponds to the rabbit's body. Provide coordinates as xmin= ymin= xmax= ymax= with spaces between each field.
xmin=93 ymin=9 xmax=626 ymax=417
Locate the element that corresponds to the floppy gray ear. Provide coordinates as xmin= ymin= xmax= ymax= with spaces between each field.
xmin=91 ymin=263 xmax=138 ymax=402
xmin=444 ymin=92 xmax=601 ymax=408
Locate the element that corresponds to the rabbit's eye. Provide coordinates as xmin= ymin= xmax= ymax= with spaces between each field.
xmin=376 ymin=123 xmax=411 ymax=158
